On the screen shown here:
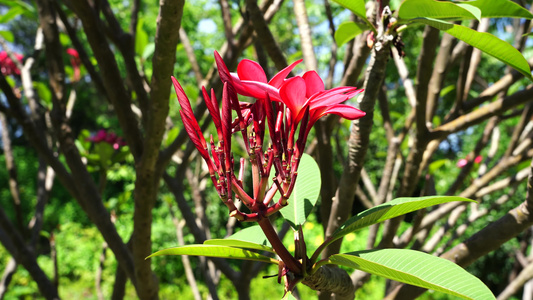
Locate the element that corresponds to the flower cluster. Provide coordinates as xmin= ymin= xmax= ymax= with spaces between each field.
xmin=457 ymin=155 xmax=483 ymax=168
xmin=0 ymin=51 xmax=23 ymax=76
xmin=87 ymin=129 xmax=126 ymax=150
xmin=174 ymin=51 xmax=365 ymax=221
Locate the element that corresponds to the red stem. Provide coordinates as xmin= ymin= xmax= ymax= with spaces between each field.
xmin=258 ymin=217 xmax=302 ymax=274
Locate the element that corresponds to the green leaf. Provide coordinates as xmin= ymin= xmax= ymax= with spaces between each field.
xmin=467 ymin=0 xmax=533 ymax=19
xmin=411 ymin=18 xmax=533 ymax=81
xmin=398 ymin=0 xmax=480 ymax=21
xmin=135 ymin=18 xmax=149 ymax=58
xmin=0 ymin=6 xmax=25 ymax=23
xmin=0 ymin=31 xmax=14 ymax=43
xmin=329 ymin=249 xmax=495 ymax=300
xmin=331 ymin=0 xmax=366 ymax=20
xmin=204 ymin=225 xmax=274 ymax=253
xmin=204 ymin=239 xmax=275 ymax=253
xmin=454 ymin=4 xmax=482 ymax=21
xmin=34 ymin=82 xmax=52 ymax=108
xmin=332 ymin=196 xmax=474 ymax=241
xmin=147 ymin=244 xmax=278 ymax=264
xmin=279 ymin=154 xmax=321 ymax=229
xmin=334 ymin=21 xmax=368 ymax=46
xmin=428 ymin=159 xmax=448 ymax=175
xmin=164 ymin=127 xmax=179 ymax=147
xmin=0 ymin=0 xmax=35 ymax=14
xmin=331 ymin=0 xmax=376 ymax=33
xmin=142 ymin=43 xmax=156 ymax=60
xmin=226 ymin=225 xmax=272 ymax=248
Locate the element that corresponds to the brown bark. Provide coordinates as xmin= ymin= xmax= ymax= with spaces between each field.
xmin=0 ymin=209 xmax=59 ymax=300
xmin=324 ymin=26 xmax=392 ymax=259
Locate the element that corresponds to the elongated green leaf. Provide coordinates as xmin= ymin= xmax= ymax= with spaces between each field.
xmin=334 ymin=21 xmax=369 ymax=46
xmin=147 ymin=245 xmax=278 ymax=264
xmin=204 ymin=239 xmax=275 ymax=253
xmin=0 ymin=31 xmax=14 ymax=43
xmin=329 ymin=249 xmax=495 ymax=300
xmin=331 ymin=0 xmax=376 ymax=33
xmin=135 ymin=18 xmax=149 ymax=58
xmin=411 ymin=18 xmax=533 ymax=81
xmin=279 ymin=154 xmax=321 ymax=229
xmin=454 ymin=4 xmax=482 ymax=21
xmin=0 ymin=6 xmax=25 ymax=23
xmin=331 ymin=0 xmax=366 ymax=21
xmin=398 ymin=0 xmax=480 ymax=21
xmin=225 ymin=225 xmax=272 ymax=248
xmin=468 ymin=0 xmax=533 ymax=19
xmin=332 ymin=196 xmax=473 ymax=241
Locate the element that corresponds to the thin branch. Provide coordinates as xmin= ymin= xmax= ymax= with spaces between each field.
xmin=293 ymin=0 xmax=317 ymax=71
xmin=426 ymin=33 xmax=455 ymax=124
xmin=0 ymin=209 xmax=59 ymax=300
xmin=63 ymin=0 xmax=144 ymax=158
xmin=324 ymin=22 xmax=392 ymax=258
xmin=179 ymin=27 xmax=204 ymax=87
xmin=0 ymin=112 xmax=25 ymax=232
xmin=379 ymin=26 xmax=440 ymax=249
xmin=324 ymin=0 xmax=337 ymax=89
xmin=245 ymin=0 xmax=289 ymax=71
xmin=462 ymin=19 xmax=489 ymax=102
xmin=219 ymin=0 xmax=234 ymax=52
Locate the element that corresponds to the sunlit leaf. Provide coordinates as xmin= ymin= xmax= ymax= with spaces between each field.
xmin=329 ymin=249 xmax=495 ymax=300
xmin=0 ymin=31 xmax=14 ymax=43
xmin=428 ymin=159 xmax=448 ymax=175
xmin=331 ymin=0 xmax=366 ymax=20
xmin=135 ymin=18 xmax=149 ymax=58
xmin=0 ymin=6 xmax=25 ymax=23
xmin=279 ymin=154 xmax=321 ymax=229
xmin=204 ymin=239 xmax=275 ymax=253
xmin=147 ymin=244 xmax=278 ymax=264
xmin=225 ymin=225 xmax=272 ymax=248
xmin=467 ymin=0 xmax=533 ymax=19
xmin=398 ymin=0 xmax=480 ymax=21
xmin=410 ymin=18 xmax=533 ymax=81
xmin=142 ymin=43 xmax=156 ymax=60
xmin=334 ymin=21 xmax=369 ymax=46
xmin=331 ymin=0 xmax=376 ymax=33
xmin=331 ymin=196 xmax=473 ymax=241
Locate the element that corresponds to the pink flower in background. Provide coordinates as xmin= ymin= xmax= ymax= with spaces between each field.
xmin=66 ymin=48 xmax=81 ymax=82
xmin=0 ymin=51 xmax=23 ymax=76
xmin=87 ymin=129 xmax=126 ymax=150
xmin=457 ymin=155 xmax=483 ymax=168
xmin=456 ymin=159 xmax=468 ymax=168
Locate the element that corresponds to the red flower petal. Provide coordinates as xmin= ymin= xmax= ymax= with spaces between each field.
xmin=269 ymin=59 xmax=303 ymax=88
xmin=279 ymin=77 xmax=308 ymax=120
xmin=240 ymin=80 xmax=282 ymax=101
xmin=66 ymin=48 xmax=79 ymax=58
xmin=302 ymin=71 xmax=324 ymax=98
xmin=310 ymin=104 xmax=365 ymax=125
xmin=237 ymin=59 xmax=268 ymax=83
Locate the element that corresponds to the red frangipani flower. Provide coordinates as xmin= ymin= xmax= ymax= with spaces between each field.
xmin=230 ymin=58 xmax=302 ymax=101
xmin=87 ymin=129 xmax=126 ymax=150
xmin=0 ymin=51 xmax=23 ymax=76
xmin=173 ymin=51 xmax=365 ymax=223
xmin=66 ymin=48 xmax=81 ymax=82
